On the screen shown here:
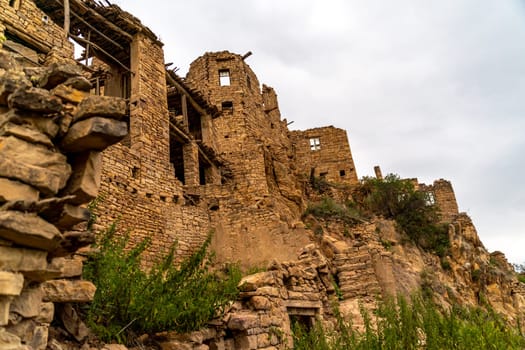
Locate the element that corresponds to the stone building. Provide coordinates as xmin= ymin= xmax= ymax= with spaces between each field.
xmin=0 ymin=0 xmax=461 ymax=266
xmin=290 ymin=126 xmax=359 ymax=184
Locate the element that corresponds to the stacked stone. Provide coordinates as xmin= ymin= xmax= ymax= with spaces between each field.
xmin=333 ymin=246 xmax=382 ymax=300
xmin=0 ymin=51 xmax=128 ymax=350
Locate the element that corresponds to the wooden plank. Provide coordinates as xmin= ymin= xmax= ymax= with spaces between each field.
xmin=64 ymin=0 xmax=70 ymax=39
xmin=181 ymin=95 xmax=189 ymax=132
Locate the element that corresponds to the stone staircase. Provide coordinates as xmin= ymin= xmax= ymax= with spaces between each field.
xmin=333 ymin=246 xmax=382 ymax=300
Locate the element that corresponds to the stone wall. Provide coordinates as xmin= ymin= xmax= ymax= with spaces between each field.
xmin=290 ymin=126 xmax=359 ymax=184
xmin=0 ymin=51 xmax=127 ymax=349
xmin=95 ymin=33 xmax=212 ymax=264
xmin=0 ymin=0 xmax=73 ymax=63
xmin=419 ymin=179 xmax=459 ymax=222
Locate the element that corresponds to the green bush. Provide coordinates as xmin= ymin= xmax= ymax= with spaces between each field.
xmin=360 ymin=174 xmax=450 ymax=256
xmin=83 ymin=222 xmax=241 ymax=343
xmin=291 ymin=295 xmax=525 ymax=350
xmin=304 ymin=197 xmax=364 ymax=226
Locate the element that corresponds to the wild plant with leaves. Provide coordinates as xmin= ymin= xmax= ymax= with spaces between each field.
xmin=83 ymin=222 xmax=241 ymax=343
xmin=292 ymin=295 xmax=525 ymax=350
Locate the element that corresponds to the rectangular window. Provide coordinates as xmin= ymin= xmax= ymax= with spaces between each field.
xmin=221 ymin=101 xmax=233 ymax=113
xmin=339 ymin=170 xmax=346 ymax=177
xmin=219 ymin=69 xmax=230 ymax=86
xmin=309 ymin=137 xmax=321 ymax=151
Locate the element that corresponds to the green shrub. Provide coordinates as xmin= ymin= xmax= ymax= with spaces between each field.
xmin=359 ymin=174 xmax=450 ymax=256
xmin=304 ymin=197 xmax=364 ymax=226
xmin=83 ymin=223 xmax=241 ymax=343
xmin=291 ymin=295 xmax=525 ymax=350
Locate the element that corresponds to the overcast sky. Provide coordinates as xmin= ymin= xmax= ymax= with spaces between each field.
xmin=110 ymin=0 xmax=524 ymax=264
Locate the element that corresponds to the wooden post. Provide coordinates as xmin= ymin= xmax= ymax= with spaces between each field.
xmin=64 ymin=0 xmax=70 ymax=38
xmin=85 ymin=30 xmax=91 ymax=66
xmin=182 ymin=94 xmax=189 ymax=132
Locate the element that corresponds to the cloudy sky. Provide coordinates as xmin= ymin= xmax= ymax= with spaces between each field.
xmin=111 ymin=0 xmax=524 ymax=264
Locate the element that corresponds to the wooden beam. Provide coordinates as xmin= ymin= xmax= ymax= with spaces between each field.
xmin=69 ymin=33 xmax=133 ymax=74
xmin=67 ymin=4 xmax=125 ymax=50
xmin=168 ymin=119 xmax=190 ymax=143
xmin=3 ymin=23 xmax=52 ymax=53
xmin=181 ymin=94 xmax=189 ymax=132
xmin=165 ymin=71 xmax=211 ymax=119
xmin=64 ymin=0 xmax=70 ymax=39
xmin=53 ymin=0 xmax=133 ymax=41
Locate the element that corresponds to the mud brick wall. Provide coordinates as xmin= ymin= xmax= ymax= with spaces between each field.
xmin=0 ymin=0 xmax=73 ymax=60
xmin=96 ymin=33 xmax=211 ymax=264
xmin=290 ymin=126 xmax=359 ymax=184
xmin=0 ymin=51 xmax=127 ymax=349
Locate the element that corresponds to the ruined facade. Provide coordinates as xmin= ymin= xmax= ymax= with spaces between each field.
xmin=1 ymin=1 xmax=524 ymax=349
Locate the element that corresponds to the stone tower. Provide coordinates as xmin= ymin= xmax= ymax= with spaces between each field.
xmin=185 ymin=51 xmax=299 ymax=202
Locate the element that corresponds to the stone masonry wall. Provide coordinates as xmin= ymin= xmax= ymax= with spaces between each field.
xmin=0 ymin=51 xmax=127 ymax=349
xmin=419 ymin=179 xmax=459 ymax=222
xmin=0 ymin=0 xmax=73 ymax=61
xmin=186 ymin=51 xmax=274 ymax=199
xmin=96 ymin=33 xmax=211 ymax=264
xmin=290 ymin=126 xmax=359 ymax=184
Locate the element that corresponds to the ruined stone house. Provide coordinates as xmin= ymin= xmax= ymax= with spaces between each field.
xmin=2 ymin=2 xmax=524 ymax=350
xmin=1 ymin=0 xmax=375 ymax=266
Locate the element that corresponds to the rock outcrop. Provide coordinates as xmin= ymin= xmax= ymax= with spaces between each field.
xmin=0 ymin=50 xmax=128 ymax=350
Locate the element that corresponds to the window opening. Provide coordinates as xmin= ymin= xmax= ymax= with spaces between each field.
xmin=221 ymin=101 xmax=233 ymax=114
xmin=309 ymin=137 xmax=321 ymax=151
xmin=339 ymin=170 xmax=346 ymax=177
xmin=169 ymin=136 xmax=185 ymax=184
xmin=426 ymin=192 xmax=436 ymax=206
xmin=219 ymin=69 xmax=230 ymax=86
xmin=9 ymin=0 xmax=20 ymax=9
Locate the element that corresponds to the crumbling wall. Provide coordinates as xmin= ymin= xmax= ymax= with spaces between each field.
xmin=419 ymin=179 xmax=459 ymax=222
xmin=290 ymin=126 xmax=359 ymax=184
xmin=0 ymin=0 xmax=73 ymax=64
xmin=0 ymin=51 xmax=127 ymax=349
xmin=96 ymin=32 xmax=212 ymax=263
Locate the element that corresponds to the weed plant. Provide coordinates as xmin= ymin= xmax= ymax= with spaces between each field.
xmin=83 ymin=222 xmax=241 ymax=343
xmin=292 ymin=295 xmax=525 ymax=350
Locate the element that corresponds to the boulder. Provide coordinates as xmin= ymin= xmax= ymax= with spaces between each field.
xmin=0 ymin=70 xmax=31 ymax=106
xmin=60 ymin=117 xmax=128 ymax=153
xmin=47 ymin=257 xmax=83 ymax=278
xmin=0 ymin=109 xmax=60 ymax=138
xmin=51 ymin=84 xmax=89 ymax=104
xmin=38 ymin=63 xmax=82 ymax=90
xmin=74 ymin=95 xmax=127 ymax=122
xmin=0 ymin=122 xmax=53 ymax=148
xmin=41 ymin=280 xmax=96 ymax=303
xmin=0 ymin=327 xmax=24 ymax=350
xmin=35 ymin=302 xmax=54 ymax=323
xmin=0 ymin=296 xmax=13 ymax=326
xmin=8 ymin=87 xmax=63 ymax=114
xmin=0 ymin=136 xmax=71 ymax=195
xmin=0 ymin=178 xmax=39 ymax=203
xmin=53 ymin=204 xmax=91 ymax=230
xmin=0 ymin=271 xmax=24 ymax=296
xmin=10 ymin=286 xmax=43 ymax=318
xmin=63 ymin=76 xmax=91 ymax=92
xmin=58 ymin=304 xmax=89 ymax=342
xmin=227 ymin=312 xmax=259 ymax=331
xmin=238 ymin=272 xmax=278 ymax=292
xmin=0 ymin=211 xmax=62 ymax=251
xmin=62 ymin=151 xmax=101 ymax=205
xmin=0 ymin=51 xmax=20 ymax=71
xmin=0 ymin=246 xmax=47 ymax=274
